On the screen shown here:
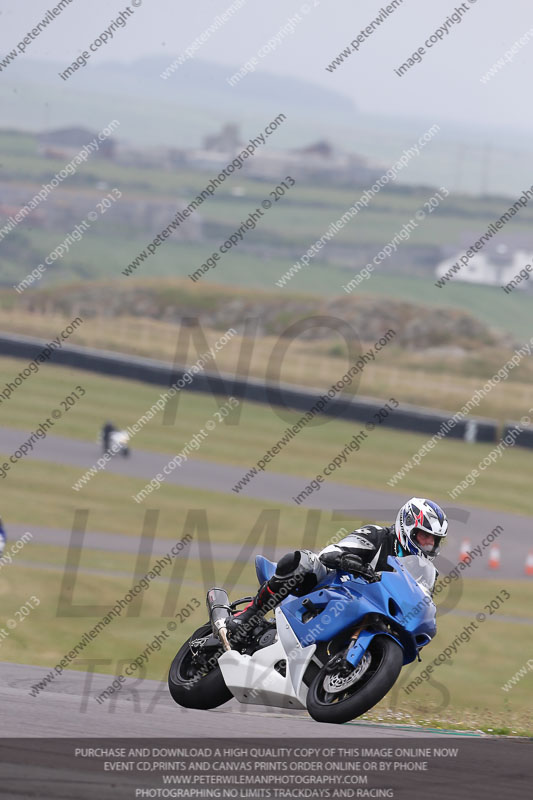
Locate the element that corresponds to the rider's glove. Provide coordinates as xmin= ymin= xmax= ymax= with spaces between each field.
xmin=339 ymin=553 xmax=364 ymax=574
xmin=319 ymin=550 xmax=344 ymax=570
xmin=319 ymin=551 xmax=365 ymax=573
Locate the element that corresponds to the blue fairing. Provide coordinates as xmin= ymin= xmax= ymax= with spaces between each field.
xmin=275 ymin=555 xmax=436 ymax=666
xmin=255 ymin=555 xmax=276 ymax=584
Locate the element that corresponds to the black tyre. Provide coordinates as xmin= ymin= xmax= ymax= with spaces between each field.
xmin=306 ymin=635 xmax=403 ymax=724
xmin=168 ymin=623 xmax=233 ymax=710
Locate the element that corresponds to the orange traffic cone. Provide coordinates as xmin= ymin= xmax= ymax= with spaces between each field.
xmin=525 ymin=550 xmax=533 ymax=576
xmin=459 ymin=539 xmax=471 ymax=563
xmin=488 ymin=544 xmax=501 ymax=570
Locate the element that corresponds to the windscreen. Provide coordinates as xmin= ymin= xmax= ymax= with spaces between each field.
xmin=399 ymin=555 xmax=436 ymax=594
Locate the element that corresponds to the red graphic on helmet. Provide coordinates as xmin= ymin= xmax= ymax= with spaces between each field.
xmin=414 ymin=509 xmax=424 ymax=528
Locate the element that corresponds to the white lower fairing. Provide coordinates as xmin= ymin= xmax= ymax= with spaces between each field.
xmin=275 ymin=607 xmax=317 ymax=702
xmin=217 ymin=609 xmax=316 ymax=710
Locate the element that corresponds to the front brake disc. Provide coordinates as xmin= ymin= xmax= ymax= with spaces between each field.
xmin=323 ymin=651 xmax=371 ymax=693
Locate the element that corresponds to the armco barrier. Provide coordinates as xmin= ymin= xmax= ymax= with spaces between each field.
xmin=503 ymin=421 xmax=533 ymax=449
xmin=0 ymin=332 xmax=498 ymax=442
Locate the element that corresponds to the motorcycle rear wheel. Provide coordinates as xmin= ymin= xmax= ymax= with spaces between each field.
xmin=168 ymin=623 xmax=233 ymax=710
xmin=306 ymin=634 xmax=402 ymax=724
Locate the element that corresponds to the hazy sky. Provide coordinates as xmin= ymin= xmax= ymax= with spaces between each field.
xmin=1 ymin=0 xmax=533 ymax=133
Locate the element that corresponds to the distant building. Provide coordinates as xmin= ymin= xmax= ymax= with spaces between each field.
xmin=297 ymin=140 xmax=334 ymax=158
xmin=37 ymin=126 xmax=115 ymax=159
xmin=203 ymin=123 xmax=242 ymax=152
xmin=435 ymin=237 xmax=533 ymax=288
xmin=187 ymin=125 xmax=382 ymax=185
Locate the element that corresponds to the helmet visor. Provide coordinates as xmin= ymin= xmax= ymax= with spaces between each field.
xmin=412 ymin=529 xmax=441 ymax=557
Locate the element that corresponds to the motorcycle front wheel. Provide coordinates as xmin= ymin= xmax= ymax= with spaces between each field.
xmin=306 ymin=634 xmax=403 ymax=724
xmin=168 ymin=623 xmax=233 ymax=710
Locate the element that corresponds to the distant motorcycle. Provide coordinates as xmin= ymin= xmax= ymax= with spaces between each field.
xmin=100 ymin=425 xmax=130 ymax=458
xmin=168 ymin=553 xmax=437 ymax=724
xmin=108 ymin=430 xmax=130 ymax=458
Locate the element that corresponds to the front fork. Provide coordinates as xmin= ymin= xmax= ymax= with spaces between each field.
xmin=345 ymin=629 xmax=402 ymax=668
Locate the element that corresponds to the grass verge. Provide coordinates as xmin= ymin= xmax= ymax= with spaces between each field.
xmin=1 ymin=360 xmax=533 ymax=517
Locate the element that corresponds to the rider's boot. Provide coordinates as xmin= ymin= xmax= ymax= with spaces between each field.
xmin=227 ymin=581 xmax=279 ymax=639
xmin=226 ymin=550 xmax=324 ymax=642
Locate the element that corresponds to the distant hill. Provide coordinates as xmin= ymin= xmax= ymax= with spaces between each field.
xmin=0 ymin=56 xmax=358 ymax=147
xmin=1 ymin=56 xmax=531 ymax=194
xmin=5 ymin=278 xmax=515 ymax=352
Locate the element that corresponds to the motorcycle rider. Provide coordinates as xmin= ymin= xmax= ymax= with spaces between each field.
xmin=101 ymin=422 xmax=116 ymax=454
xmin=228 ymin=497 xmax=448 ymax=640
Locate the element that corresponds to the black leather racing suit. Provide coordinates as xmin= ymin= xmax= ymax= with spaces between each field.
xmin=319 ymin=524 xmax=404 ymax=574
xmin=230 ymin=524 xmax=416 ymax=636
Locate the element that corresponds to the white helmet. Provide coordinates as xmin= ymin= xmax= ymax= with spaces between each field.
xmin=395 ymin=498 xmax=448 ymax=560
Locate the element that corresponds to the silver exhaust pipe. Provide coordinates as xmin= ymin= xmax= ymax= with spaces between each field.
xmin=206 ymin=588 xmax=232 ymax=651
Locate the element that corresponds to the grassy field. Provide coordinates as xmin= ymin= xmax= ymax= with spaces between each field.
xmin=1 ymin=358 xmax=533 ymax=517
xmin=336 ymin=273 xmax=533 ymax=345
xmin=0 ymin=299 xmax=532 ymax=422
xmin=3 ymin=134 xmax=530 ymax=233
xmin=0 ymin=454 xmax=332 ymax=549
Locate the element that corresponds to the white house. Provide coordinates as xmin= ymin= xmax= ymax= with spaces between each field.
xmin=435 ymin=244 xmax=533 ymax=288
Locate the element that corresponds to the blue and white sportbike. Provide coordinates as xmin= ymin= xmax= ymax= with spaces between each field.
xmin=168 ymin=553 xmax=436 ymax=724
